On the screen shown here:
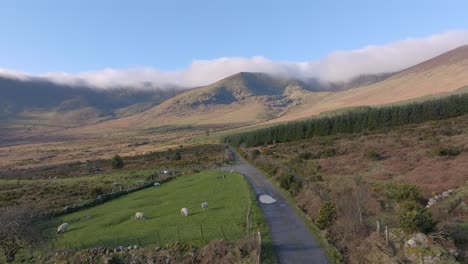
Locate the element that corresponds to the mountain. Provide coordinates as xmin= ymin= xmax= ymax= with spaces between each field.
xmin=4 ymin=45 xmax=468 ymax=142
xmin=78 ymin=73 xmax=317 ymax=130
xmin=68 ymin=71 xmax=396 ymax=135
xmin=0 ymin=76 xmax=184 ymax=126
xmin=275 ymin=45 xmax=468 ymax=121
xmin=102 ymin=45 xmax=468 ymax=131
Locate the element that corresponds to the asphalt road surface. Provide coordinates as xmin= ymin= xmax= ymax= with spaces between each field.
xmin=226 ymin=149 xmax=329 ymax=264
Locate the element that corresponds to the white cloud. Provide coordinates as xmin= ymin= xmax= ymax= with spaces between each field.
xmin=1 ymin=30 xmax=468 ymax=89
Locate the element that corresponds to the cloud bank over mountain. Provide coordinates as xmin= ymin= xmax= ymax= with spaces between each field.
xmin=1 ymin=30 xmax=468 ymax=89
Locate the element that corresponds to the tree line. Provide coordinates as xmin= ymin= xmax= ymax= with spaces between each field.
xmin=225 ymin=93 xmax=468 ymax=147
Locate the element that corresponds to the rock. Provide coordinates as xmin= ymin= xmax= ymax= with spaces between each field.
xmin=134 ymin=245 xmax=139 ymax=250
xmin=406 ymin=238 xmax=417 ymax=248
xmin=155 ymin=246 xmax=161 ymax=251
xmin=449 ymin=249 xmax=459 ymax=257
xmin=423 ymin=256 xmax=440 ymax=263
xmin=460 ymin=201 xmax=467 ymax=209
xmin=442 ymin=191 xmax=449 ymax=198
xmin=103 ymin=256 xmax=114 ymax=264
xmin=414 ymin=233 xmax=428 ymax=245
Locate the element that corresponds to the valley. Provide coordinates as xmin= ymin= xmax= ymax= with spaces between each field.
xmin=2 ymin=42 xmax=468 ymax=263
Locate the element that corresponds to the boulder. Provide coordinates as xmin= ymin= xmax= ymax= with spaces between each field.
xmin=414 ymin=233 xmax=428 ymax=245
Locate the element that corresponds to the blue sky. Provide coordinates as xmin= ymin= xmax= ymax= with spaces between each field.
xmin=1 ymin=0 xmax=468 ymax=73
xmin=1 ymin=1 xmax=468 ymax=88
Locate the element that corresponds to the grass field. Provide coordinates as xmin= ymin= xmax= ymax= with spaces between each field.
xmin=52 ymin=170 xmax=255 ymax=248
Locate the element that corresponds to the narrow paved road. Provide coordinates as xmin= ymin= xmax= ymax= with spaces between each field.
xmin=226 ymin=149 xmax=328 ymax=264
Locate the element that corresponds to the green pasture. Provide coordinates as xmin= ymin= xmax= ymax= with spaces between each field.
xmin=52 ymin=170 xmax=253 ymax=248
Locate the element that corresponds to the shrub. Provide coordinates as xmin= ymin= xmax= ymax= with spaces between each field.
xmin=173 ymin=151 xmax=182 ymax=161
xmin=386 ymin=183 xmax=423 ymax=203
xmin=298 ymin=148 xmax=336 ymax=160
xmin=366 ymin=149 xmax=383 ymax=161
xmin=315 ymin=201 xmax=337 ymax=229
xmin=289 ymin=179 xmax=303 ymax=196
xmin=298 ymin=152 xmax=313 ymax=160
xmin=434 ymin=146 xmax=463 ymax=156
xmin=397 ymin=201 xmax=435 ymax=233
xmin=111 ymin=155 xmax=124 ymax=169
xmin=91 ymin=187 xmax=104 ymax=197
xmin=320 ymin=147 xmax=337 ymax=158
xmin=224 ymin=148 xmax=234 ymax=162
xmin=279 ymin=174 xmax=295 ymax=190
xmin=251 ymin=149 xmax=261 ymax=159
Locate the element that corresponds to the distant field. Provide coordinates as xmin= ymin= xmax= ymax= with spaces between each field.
xmin=52 ymin=170 xmax=255 ymax=248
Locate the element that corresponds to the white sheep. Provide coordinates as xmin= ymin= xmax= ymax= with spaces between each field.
xmin=154 ymin=182 xmax=161 ymax=186
xmin=134 ymin=212 xmax=145 ymax=220
xmin=181 ymin=207 xmax=189 ymax=216
xmin=57 ymin=223 xmax=68 ymax=234
xmin=201 ymin=202 xmax=208 ymax=210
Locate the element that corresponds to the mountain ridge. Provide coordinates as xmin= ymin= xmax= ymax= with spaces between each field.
xmin=2 ymin=45 xmax=468 ymax=141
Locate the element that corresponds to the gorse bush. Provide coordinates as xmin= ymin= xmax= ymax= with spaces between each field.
xmin=91 ymin=187 xmax=104 ymax=197
xmin=279 ymin=174 xmax=302 ymax=195
xmin=225 ymin=93 xmax=468 ymax=146
xmin=315 ymin=201 xmax=337 ymax=229
xmin=366 ymin=149 xmax=383 ymax=161
xmin=434 ymin=146 xmax=463 ymax=156
xmin=251 ymin=149 xmax=261 ymax=159
xmin=111 ymin=155 xmax=124 ymax=169
xmin=397 ymin=201 xmax=435 ymax=234
xmin=173 ymin=151 xmax=182 ymax=161
xmin=279 ymin=174 xmax=294 ymax=190
xmin=386 ymin=184 xmax=424 ymax=204
xmin=298 ymin=152 xmax=313 ymax=160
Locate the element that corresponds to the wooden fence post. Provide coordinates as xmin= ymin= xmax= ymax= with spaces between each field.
xmin=246 ymin=181 xmax=252 ymax=235
xmin=219 ymin=225 xmax=226 ymax=240
xmin=137 ymin=238 xmax=142 ymax=247
xmin=200 ymin=224 xmax=205 ymax=243
xmin=257 ymin=231 xmax=262 ymax=264
xmin=177 ymin=226 xmax=181 ymax=242
xmin=376 ymin=219 xmax=381 ymax=234
xmin=385 ymin=226 xmax=389 ymax=245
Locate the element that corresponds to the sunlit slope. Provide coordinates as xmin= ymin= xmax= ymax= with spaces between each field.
xmin=275 ymin=45 xmax=468 ymax=121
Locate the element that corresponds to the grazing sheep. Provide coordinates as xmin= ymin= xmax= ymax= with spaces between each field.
xmin=201 ymin=202 xmax=208 ymax=210
xmin=181 ymin=208 xmax=189 ymax=216
xmin=57 ymin=223 xmax=68 ymax=234
xmin=134 ymin=212 xmax=145 ymax=220
xmin=154 ymin=182 xmax=161 ymax=186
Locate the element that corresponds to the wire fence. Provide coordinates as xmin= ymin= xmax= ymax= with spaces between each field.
xmin=44 ymin=169 xmax=265 ymax=263
xmin=51 ymin=174 xmax=257 ymax=251
xmin=51 ymin=221 xmax=249 ymax=250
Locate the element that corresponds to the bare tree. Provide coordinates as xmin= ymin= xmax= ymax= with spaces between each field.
xmin=0 ymin=207 xmax=46 ymax=262
xmin=333 ymin=177 xmax=372 ymax=243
